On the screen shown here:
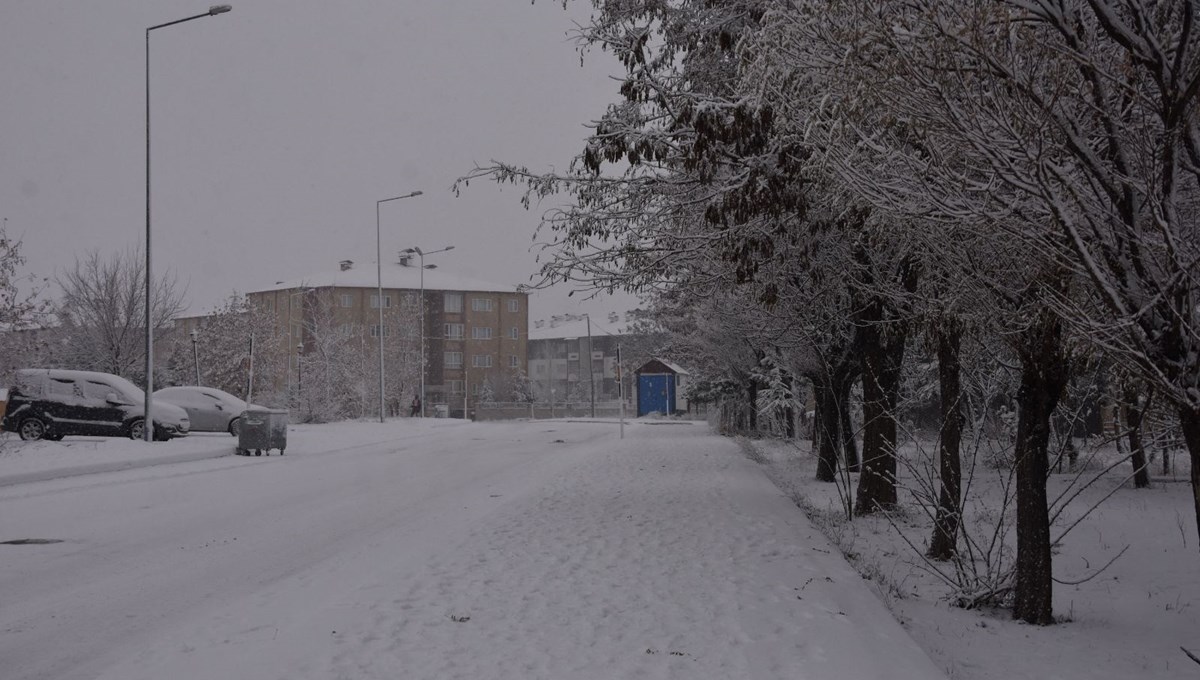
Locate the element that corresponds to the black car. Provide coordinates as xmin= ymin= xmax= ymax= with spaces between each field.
xmin=2 ymin=369 xmax=190 ymax=441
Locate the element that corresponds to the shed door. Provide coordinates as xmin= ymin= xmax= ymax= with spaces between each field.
xmin=638 ymin=374 xmax=671 ymax=416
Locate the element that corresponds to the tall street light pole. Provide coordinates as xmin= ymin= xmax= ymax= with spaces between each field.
xmin=376 ymin=191 xmax=423 ymax=423
xmin=402 ymin=245 xmax=454 ymax=417
xmin=144 ymin=4 xmax=232 ymax=442
xmin=585 ymin=313 xmax=596 ymax=418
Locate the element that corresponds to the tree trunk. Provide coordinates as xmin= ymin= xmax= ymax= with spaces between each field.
xmin=784 ymin=374 xmax=796 ymax=439
xmin=839 ymin=376 xmax=860 ymax=472
xmin=1012 ymin=316 xmax=1068 ymax=625
xmin=747 ymin=380 xmax=759 ymax=432
xmin=852 ymin=255 xmax=918 ymax=516
xmin=1177 ymin=406 xmax=1200 ymax=552
xmin=854 ymin=323 xmax=908 ymax=515
xmin=928 ymin=324 xmax=963 ymax=561
xmin=814 ymin=379 xmax=842 ymax=482
xmin=1124 ymin=385 xmax=1151 ymax=489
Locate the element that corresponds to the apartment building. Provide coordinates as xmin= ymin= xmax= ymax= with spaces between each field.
xmin=527 ymin=313 xmax=631 ymax=408
xmin=245 ymin=259 xmax=527 ymax=416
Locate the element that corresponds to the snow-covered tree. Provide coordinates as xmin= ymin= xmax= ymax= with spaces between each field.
xmin=0 ymin=227 xmax=52 ymax=383
xmin=163 ymin=292 xmax=286 ymax=404
xmin=291 ymin=290 xmax=420 ymax=422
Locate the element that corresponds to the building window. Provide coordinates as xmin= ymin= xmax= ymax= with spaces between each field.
xmin=448 ymin=379 xmax=464 ymax=394
xmin=340 ymin=293 xmax=354 ymax=308
xmin=370 ymin=324 xmax=388 ymax=338
xmin=370 ymin=294 xmax=391 ymax=309
xmin=509 ymin=327 xmax=519 ymax=340
xmin=444 ymin=293 xmax=463 ymax=313
xmin=472 ymin=355 xmax=493 ymax=368
xmin=507 ymin=299 xmax=519 ymax=313
xmin=472 ymin=326 xmax=493 ymax=340
xmin=444 ymin=351 xmax=463 ymax=368
xmin=445 ymin=323 xmax=464 ymax=339
xmin=509 ymin=355 xmax=520 ymax=368
xmin=471 ymin=298 xmax=494 ymax=312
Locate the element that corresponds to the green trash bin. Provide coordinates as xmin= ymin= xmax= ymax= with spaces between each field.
xmin=237 ymin=407 xmax=288 ymax=456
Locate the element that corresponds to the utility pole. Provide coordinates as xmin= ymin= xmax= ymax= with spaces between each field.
xmin=586 ymin=313 xmax=596 ymax=418
xmin=617 ymin=344 xmax=625 ymax=438
xmin=246 ymin=333 xmax=254 ymax=402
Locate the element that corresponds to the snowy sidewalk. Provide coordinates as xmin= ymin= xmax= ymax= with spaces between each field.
xmin=365 ymin=423 xmax=948 ymax=679
xmin=89 ymin=420 xmax=944 ymax=680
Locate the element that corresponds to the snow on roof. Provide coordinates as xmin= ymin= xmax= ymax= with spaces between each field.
xmin=658 ymin=358 xmax=690 ymax=375
xmin=528 ymin=312 xmax=631 ymax=341
xmin=252 ymin=262 xmax=522 ymax=295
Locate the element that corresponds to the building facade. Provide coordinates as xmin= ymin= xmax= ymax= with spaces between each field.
xmin=245 ymin=259 xmax=527 ymax=417
xmin=527 ymin=314 xmax=632 ymax=409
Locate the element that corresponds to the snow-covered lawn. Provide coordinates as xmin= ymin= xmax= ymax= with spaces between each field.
xmin=0 ymin=418 xmax=945 ymax=680
xmin=749 ymin=437 xmax=1199 ymax=680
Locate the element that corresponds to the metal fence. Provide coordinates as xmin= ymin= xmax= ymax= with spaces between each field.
xmin=473 ymin=401 xmax=629 ymax=421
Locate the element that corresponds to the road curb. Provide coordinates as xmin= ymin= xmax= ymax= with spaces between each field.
xmin=0 ymin=448 xmax=235 ymax=488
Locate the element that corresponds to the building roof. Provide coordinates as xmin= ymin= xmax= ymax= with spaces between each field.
xmin=635 ymin=358 xmax=690 ymax=376
xmin=528 ymin=312 xmax=630 ymax=341
xmin=252 ymin=262 xmax=523 ymax=295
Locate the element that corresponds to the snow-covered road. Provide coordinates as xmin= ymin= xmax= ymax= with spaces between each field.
xmin=0 ymin=420 xmax=946 ymax=679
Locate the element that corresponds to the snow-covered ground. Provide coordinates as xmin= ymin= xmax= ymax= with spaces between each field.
xmin=0 ymin=418 xmax=945 ymax=680
xmin=749 ymin=437 xmax=1199 ymax=680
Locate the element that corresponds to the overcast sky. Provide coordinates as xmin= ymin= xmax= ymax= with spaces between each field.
xmin=0 ymin=0 xmax=637 ymax=323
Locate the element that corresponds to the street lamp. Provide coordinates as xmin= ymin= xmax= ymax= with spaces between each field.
xmin=144 ymin=4 xmax=233 ymax=442
xmin=584 ymin=313 xmax=596 ymax=418
xmin=376 ymin=191 xmax=422 ymax=422
xmin=401 ymin=245 xmax=454 ymax=417
xmin=190 ymin=328 xmax=201 ymax=385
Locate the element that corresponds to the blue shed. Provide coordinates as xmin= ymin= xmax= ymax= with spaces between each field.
xmin=635 ymin=359 xmax=689 ymax=416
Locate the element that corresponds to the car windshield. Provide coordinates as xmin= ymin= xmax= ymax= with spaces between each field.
xmin=213 ymin=391 xmax=247 ymax=410
xmin=105 ymin=375 xmax=146 ymax=402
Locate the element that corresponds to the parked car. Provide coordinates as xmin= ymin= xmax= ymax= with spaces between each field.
xmin=154 ymin=386 xmax=253 ymax=436
xmin=2 ymin=369 xmax=190 ymax=441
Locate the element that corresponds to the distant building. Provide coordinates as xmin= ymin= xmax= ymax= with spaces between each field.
xmin=243 ymin=258 xmax=528 ymax=416
xmin=527 ymin=313 xmax=632 ymax=408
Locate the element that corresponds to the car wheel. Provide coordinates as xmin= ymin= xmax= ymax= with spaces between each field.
xmin=229 ymin=417 xmax=241 ymax=437
xmin=18 ymin=417 xmax=48 ymax=441
xmin=128 ymin=419 xmax=146 ymax=441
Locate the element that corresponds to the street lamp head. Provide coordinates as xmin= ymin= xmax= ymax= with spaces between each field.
xmin=410 ymin=190 xmax=423 ymax=197
xmin=209 ymin=5 xmax=233 ymax=15
xmin=190 ymin=328 xmax=198 ymax=341
xmin=444 ymin=245 xmax=455 ymax=251
xmin=424 ymin=264 xmax=438 ymax=270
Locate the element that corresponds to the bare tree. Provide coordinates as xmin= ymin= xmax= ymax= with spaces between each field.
xmin=55 ymin=248 xmax=186 ymax=381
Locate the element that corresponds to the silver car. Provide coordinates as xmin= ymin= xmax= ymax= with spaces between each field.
xmin=154 ymin=386 xmax=252 ymax=436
